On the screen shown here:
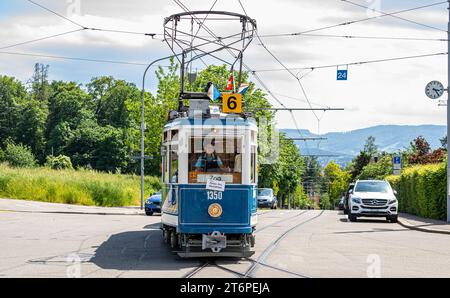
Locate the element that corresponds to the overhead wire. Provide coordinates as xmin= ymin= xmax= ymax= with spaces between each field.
xmin=341 ymin=0 xmax=448 ymax=33
xmin=253 ymin=52 xmax=448 ymax=73
xmin=0 ymin=50 xmax=171 ymax=67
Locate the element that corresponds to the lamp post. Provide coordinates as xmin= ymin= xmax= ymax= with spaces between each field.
xmin=447 ymin=0 xmax=450 ymax=222
xmin=140 ymin=54 xmax=182 ymax=210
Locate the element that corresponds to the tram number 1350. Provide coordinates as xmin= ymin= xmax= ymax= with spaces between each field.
xmin=207 ymin=191 xmax=223 ymax=200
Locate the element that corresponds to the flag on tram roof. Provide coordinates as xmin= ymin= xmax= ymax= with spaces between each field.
xmin=226 ymin=75 xmax=234 ymax=91
xmin=238 ymin=83 xmax=250 ymax=95
xmin=207 ymin=83 xmax=221 ymax=101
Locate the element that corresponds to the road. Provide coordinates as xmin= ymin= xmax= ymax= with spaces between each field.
xmin=1 ymin=202 xmax=450 ymax=278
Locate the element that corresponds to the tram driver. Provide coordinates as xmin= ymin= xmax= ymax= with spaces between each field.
xmin=194 ymin=141 xmax=225 ymax=173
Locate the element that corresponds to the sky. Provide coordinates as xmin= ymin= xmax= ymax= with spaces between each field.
xmin=0 ymin=0 xmax=448 ymax=134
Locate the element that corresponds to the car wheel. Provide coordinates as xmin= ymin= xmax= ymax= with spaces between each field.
xmin=163 ymin=228 xmax=169 ymax=244
xmin=146 ymin=211 xmax=154 ymax=216
xmin=348 ymin=213 xmax=357 ymax=222
xmin=388 ymin=215 xmax=398 ymax=223
xmin=170 ymin=231 xmax=178 ymax=249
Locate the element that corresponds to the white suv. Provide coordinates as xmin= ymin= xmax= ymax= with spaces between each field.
xmin=348 ymin=180 xmax=398 ymax=223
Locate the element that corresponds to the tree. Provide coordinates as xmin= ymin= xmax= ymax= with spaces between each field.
xmin=87 ymin=77 xmax=139 ymax=128
xmin=15 ymin=98 xmax=48 ymax=162
xmin=358 ymin=155 xmax=393 ymax=180
xmin=347 ymin=136 xmax=379 ymax=179
xmin=0 ymin=76 xmax=27 ymax=148
xmin=30 ymin=63 xmax=50 ymax=103
xmin=440 ymin=135 xmax=447 ymax=149
xmin=302 ymin=156 xmax=322 ymax=197
xmin=364 ymin=136 xmax=378 ymax=156
xmin=408 ymin=136 xmax=445 ymax=165
xmin=323 ymin=161 xmax=350 ymax=209
xmin=45 ymin=81 xmax=92 ymax=156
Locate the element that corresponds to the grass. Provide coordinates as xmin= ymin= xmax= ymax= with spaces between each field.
xmin=0 ymin=164 xmax=161 ymax=207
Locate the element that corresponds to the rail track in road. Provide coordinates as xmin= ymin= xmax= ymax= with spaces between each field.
xmin=183 ymin=210 xmax=324 ymax=279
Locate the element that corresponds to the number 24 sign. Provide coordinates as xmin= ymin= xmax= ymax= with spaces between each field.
xmin=222 ymin=93 xmax=243 ymax=113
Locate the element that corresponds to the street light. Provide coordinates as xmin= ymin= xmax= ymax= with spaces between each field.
xmin=140 ymin=53 xmax=182 ymax=210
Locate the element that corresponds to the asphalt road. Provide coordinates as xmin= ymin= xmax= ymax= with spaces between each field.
xmin=1 ymin=203 xmax=450 ymax=278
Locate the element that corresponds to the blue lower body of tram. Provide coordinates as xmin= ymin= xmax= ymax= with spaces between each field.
xmin=161 ymin=184 xmax=257 ymax=258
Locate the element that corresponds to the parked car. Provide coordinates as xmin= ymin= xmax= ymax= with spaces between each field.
xmin=145 ymin=190 xmax=162 ymax=216
xmin=343 ymin=183 xmax=355 ymax=215
xmin=257 ymin=188 xmax=277 ymax=209
xmin=337 ymin=197 xmax=345 ymax=210
xmin=347 ymin=180 xmax=398 ymax=223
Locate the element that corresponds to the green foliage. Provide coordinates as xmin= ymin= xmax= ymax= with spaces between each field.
xmin=441 ymin=135 xmax=447 ymax=149
xmin=45 ymin=155 xmax=73 ymax=170
xmin=0 ymin=164 xmax=161 ymax=207
xmin=2 ymin=141 xmax=36 ymax=168
xmin=323 ymin=161 xmax=351 ymax=208
xmin=0 ymin=75 xmax=27 ymax=147
xmin=347 ymin=136 xmax=379 ymax=179
xmin=386 ymin=162 xmax=447 ymax=220
xmin=302 ymin=156 xmax=322 ymax=196
xmin=358 ymin=155 xmax=393 ymax=180
xmin=363 ymin=136 xmax=378 ymax=156
xmin=319 ymin=193 xmax=332 ymax=210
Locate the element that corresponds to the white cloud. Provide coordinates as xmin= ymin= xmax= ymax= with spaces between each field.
xmin=0 ymin=0 xmax=447 ymax=133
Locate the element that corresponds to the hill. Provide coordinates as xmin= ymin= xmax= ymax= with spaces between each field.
xmin=282 ymin=125 xmax=447 ymax=167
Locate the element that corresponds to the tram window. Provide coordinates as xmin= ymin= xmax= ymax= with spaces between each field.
xmin=163 ymin=131 xmax=169 ymax=143
xmin=171 ymin=130 xmax=178 ymax=142
xmin=169 ymin=145 xmax=178 ymax=183
xmin=251 ymin=145 xmax=257 ymax=184
xmin=188 ymin=137 xmax=242 ymax=184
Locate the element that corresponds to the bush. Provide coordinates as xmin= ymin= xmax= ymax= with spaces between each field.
xmin=2 ymin=141 xmax=36 ymax=168
xmin=45 ymin=155 xmax=73 ymax=170
xmin=386 ymin=162 xmax=447 ymax=220
xmin=358 ymin=155 xmax=393 ymax=180
xmin=0 ymin=164 xmax=161 ymax=207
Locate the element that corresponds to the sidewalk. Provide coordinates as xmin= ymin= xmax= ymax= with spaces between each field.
xmin=398 ymin=213 xmax=450 ymax=235
xmin=0 ymin=198 xmax=144 ymax=216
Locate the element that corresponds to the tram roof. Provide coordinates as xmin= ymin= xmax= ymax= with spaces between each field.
xmin=163 ymin=116 xmax=257 ymax=130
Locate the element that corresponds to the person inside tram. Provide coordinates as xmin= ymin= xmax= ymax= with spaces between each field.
xmin=194 ymin=141 xmax=225 ymax=173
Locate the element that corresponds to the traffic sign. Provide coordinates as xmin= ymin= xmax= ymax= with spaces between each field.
xmin=337 ymin=69 xmax=348 ymax=81
xmin=222 ymin=93 xmax=243 ymax=113
xmin=393 ymin=155 xmax=402 ymax=172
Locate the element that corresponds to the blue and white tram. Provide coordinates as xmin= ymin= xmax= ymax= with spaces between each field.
xmin=160 ymin=112 xmax=258 ymax=258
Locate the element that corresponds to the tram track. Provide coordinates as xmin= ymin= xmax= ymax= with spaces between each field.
xmin=243 ymin=210 xmax=325 ymax=278
xmin=183 ymin=210 xmax=324 ymax=279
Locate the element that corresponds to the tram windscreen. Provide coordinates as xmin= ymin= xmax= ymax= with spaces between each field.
xmin=189 ymin=137 xmax=242 ymax=184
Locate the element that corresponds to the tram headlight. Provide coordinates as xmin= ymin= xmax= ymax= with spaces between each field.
xmin=208 ymin=203 xmax=223 ymax=218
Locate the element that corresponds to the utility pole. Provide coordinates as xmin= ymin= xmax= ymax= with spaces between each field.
xmin=447 ymin=0 xmax=450 ymax=222
xmin=140 ymin=54 xmax=181 ymax=211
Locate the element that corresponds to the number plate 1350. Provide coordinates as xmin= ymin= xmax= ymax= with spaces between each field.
xmin=207 ymin=191 xmax=223 ymax=200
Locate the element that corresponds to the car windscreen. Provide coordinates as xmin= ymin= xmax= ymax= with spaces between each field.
xmin=258 ymin=189 xmax=273 ymax=196
xmin=355 ymin=182 xmax=390 ymax=193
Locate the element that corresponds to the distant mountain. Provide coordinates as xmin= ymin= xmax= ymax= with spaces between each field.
xmin=282 ymin=125 xmax=447 ymax=167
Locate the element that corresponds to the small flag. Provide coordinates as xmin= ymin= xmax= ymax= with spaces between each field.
xmin=238 ymin=84 xmax=250 ymax=95
xmin=226 ymin=75 xmax=234 ymax=91
xmin=207 ymin=83 xmax=221 ymax=101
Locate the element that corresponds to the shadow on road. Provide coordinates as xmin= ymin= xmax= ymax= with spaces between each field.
xmin=90 ymin=223 xmax=197 ymax=271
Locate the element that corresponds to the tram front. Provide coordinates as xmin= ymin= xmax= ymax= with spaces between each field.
xmin=161 ymin=114 xmax=258 ymax=258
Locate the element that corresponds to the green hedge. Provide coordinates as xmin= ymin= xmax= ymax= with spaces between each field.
xmin=0 ymin=163 xmax=161 ymax=207
xmin=386 ymin=163 xmax=447 ymax=220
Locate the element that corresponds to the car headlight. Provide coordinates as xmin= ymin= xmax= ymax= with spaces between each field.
xmin=352 ymin=197 xmax=361 ymax=204
xmin=389 ymin=199 xmax=397 ymax=204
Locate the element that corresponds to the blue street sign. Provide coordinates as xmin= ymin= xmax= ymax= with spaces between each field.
xmin=393 ymin=156 xmax=401 ymax=164
xmin=337 ymin=69 xmax=348 ymax=81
